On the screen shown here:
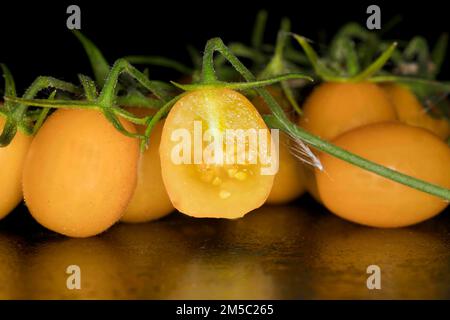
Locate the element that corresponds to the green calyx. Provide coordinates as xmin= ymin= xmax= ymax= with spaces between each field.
xmin=292 ymin=33 xmax=398 ymax=82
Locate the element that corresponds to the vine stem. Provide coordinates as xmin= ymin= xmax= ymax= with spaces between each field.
xmin=5 ymin=58 xmax=176 ymax=145
xmin=369 ymin=75 xmax=450 ymax=91
xmin=200 ymin=37 xmax=450 ymax=201
xmin=172 ymin=73 xmax=312 ymax=91
xmin=98 ymin=58 xmax=171 ymax=106
xmin=201 ymin=41 xmax=220 ymax=83
xmin=141 ymin=94 xmax=185 ymax=151
xmin=124 ymin=55 xmax=193 ymax=75
xmin=1 ymin=64 xmax=81 ymax=146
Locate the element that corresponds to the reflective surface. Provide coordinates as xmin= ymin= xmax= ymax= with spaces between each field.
xmin=0 ymin=197 xmax=449 ymax=299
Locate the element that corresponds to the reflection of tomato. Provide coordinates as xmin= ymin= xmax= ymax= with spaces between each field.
xmin=299 ymin=82 xmax=397 ymax=140
xmin=160 ymin=88 xmax=275 ymax=218
xmin=110 ymin=221 xmax=194 ymax=298
xmin=0 ymin=115 xmax=32 ymax=220
xmin=23 ymin=238 xmax=129 ymax=299
xmin=122 ymin=108 xmax=173 ymax=223
xmin=0 ymin=234 xmax=23 ymax=299
xmin=382 ymin=83 xmax=450 ymax=140
xmin=23 ymin=109 xmax=139 ymax=237
xmin=309 ymin=215 xmax=449 ymax=299
xmin=316 ymin=122 xmax=450 ymax=228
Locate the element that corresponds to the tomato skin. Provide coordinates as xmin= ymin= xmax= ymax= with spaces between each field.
xmin=303 ymin=165 xmax=322 ymax=203
xmin=266 ymin=133 xmax=306 ymax=204
xmin=316 ymin=122 xmax=450 ymax=228
xmin=122 ymin=108 xmax=173 ymax=223
xmin=252 ymin=87 xmax=306 ymax=204
xmin=23 ymin=109 xmax=140 ymax=237
xmin=252 ymin=86 xmax=292 ymax=115
xmin=0 ymin=115 xmax=32 ymax=220
xmin=299 ymin=82 xmax=397 ymax=140
xmin=160 ymin=88 xmax=275 ymax=219
xmin=382 ymin=83 xmax=450 ymax=140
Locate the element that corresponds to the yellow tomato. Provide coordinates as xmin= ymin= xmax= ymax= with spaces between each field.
xmin=121 ymin=108 xmax=173 ymax=223
xmin=316 ymin=122 xmax=450 ymax=228
xmin=382 ymin=83 xmax=450 ymax=140
xmin=302 ymin=164 xmax=322 ymax=203
xmin=266 ymin=133 xmax=306 ymax=204
xmin=252 ymin=87 xmax=306 ymax=204
xmin=299 ymin=82 xmax=397 ymax=140
xmin=160 ymin=88 xmax=275 ymax=218
xmin=252 ymin=86 xmax=292 ymax=115
xmin=23 ymin=109 xmax=140 ymax=237
xmin=0 ymin=114 xmax=32 ymax=220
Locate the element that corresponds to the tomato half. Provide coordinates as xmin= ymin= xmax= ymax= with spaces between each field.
xmin=382 ymin=83 xmax=450 ymax=140
xmin=160 ymin=88 xmax=275 ymax=218
xmin=316 ymin=122 xmax=450 ymax=228
xmin=0 ymin=113 xmax=32 ymax=220
xmin=299 ymin=82 xmax=397 ymax=140
xmin=23 ymin=109 xmax=140 ymax=237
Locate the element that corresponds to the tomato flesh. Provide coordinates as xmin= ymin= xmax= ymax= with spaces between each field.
xmin=160 ymin=88 xmax=275 ymax=218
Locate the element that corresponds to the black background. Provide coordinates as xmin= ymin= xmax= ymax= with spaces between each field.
xmin=0 ymin=0 xmax=448 ymax=91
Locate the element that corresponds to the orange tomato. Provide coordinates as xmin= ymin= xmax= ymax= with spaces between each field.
xmin=316 ymin=122 xmax=450 ymax=228
xmin=382 ymin=83 xmax=450 ymax=140
xmin=0 ymin=113 xmax=32 ymax=220
xmin=302 ymin=164 xmax=322 ymax=203
xmin=121 ymin=108 xmax=173 ymax=223
xmin=23 ymin=109 xmax=140 ymax=237
xmin=299 ymin=82 xmax=397 ymax=140
xmin=160 ymin=88 xmax=275 ymax=218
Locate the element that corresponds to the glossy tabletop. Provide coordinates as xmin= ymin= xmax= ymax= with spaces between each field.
xmin=0 ymin=197 xmax=449 ymax=299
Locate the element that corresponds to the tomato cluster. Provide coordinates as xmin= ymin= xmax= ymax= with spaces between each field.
xmin=0 ymin=15 xmax=449 ymax=238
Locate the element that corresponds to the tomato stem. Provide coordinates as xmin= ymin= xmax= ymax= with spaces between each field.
xmin=98 ymin=58 xmax=171 ymax=107
xmin=350 ymin=42 xmax=397 ymax=82
xmin=1 ymin=64 xmax=81 ymax=146
xmin=141 ymin=94 xmax=185 ymax=151
xmin=251 ymin=10 xmax=268 ymax=51
xmin=72 ymin=30 xmax=110 ymax=87
xmin=172 ymin=73 xmax=312 ymax=91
